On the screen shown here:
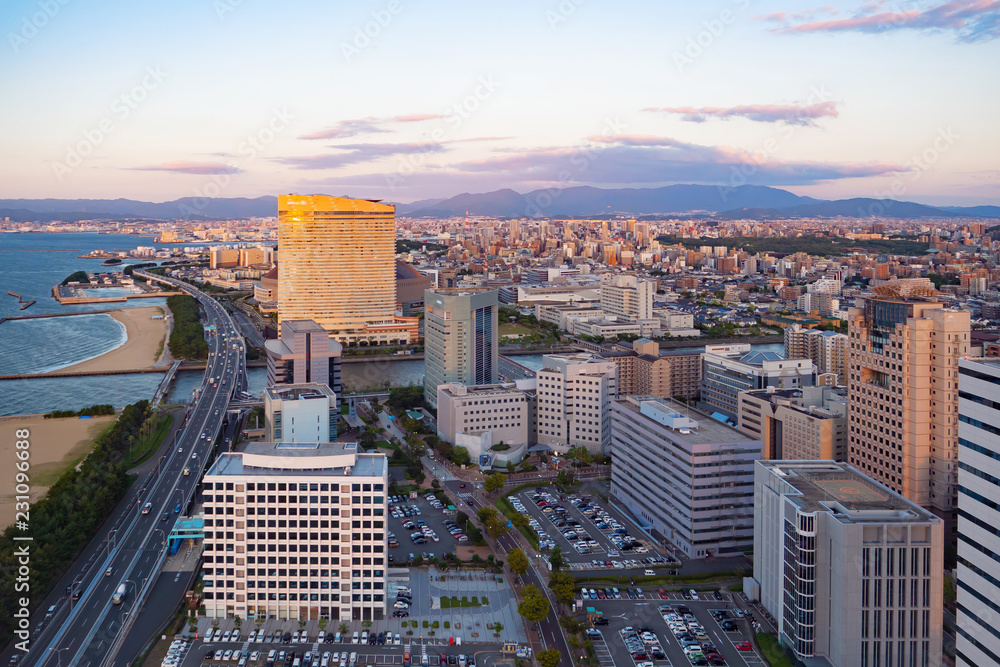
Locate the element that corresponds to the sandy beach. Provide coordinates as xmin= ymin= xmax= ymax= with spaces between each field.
xmin=0 ymin=413 xmax=116 ymax=530
xmin=58 ymin=306 xmax=170 ymax=373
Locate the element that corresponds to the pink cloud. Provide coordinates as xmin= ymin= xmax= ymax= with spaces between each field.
xmin=298 ymin=114 xmax=448 ymax=140
xmin=129 ymin=161 xmax=241 ymax=175
xmin=771 ymin=0 xmax=1000 ymax=42
xmin=644 ymin=101 xmax=840 ymax=126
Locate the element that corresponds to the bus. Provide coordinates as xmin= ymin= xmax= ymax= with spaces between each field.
xmin=112 ymin=584 xmax=127 ymax=605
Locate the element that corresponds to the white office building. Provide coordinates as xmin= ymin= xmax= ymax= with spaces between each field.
xmin=753 ymin=460 xmax=943 ymax=667
xmin=264 ymin=383 xmax=338 ymax=444
xmin=611 ymin=397 xmax=761 ymax=558
xmin=436 ymin=382 xmax=532 ymax=467
xmin=200 ymin=442 xmax=389 ymax=622
xmin=600 ymin=274 xmax=655 ymax=321
xmin=956 ymin=358 xmax=1000 ymax=667
xmin=536 ymin=352 xmax=618 ymax=455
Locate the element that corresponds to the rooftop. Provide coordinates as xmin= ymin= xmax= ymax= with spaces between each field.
xmin=206 ymin=442 xmax=386 ymax=478
xmin=759 ymin=460 xmax=939 ymax=523
xmin=614 ymin=396 xmax=759 ymax=446
xmin=264 ymin=383 xmax=336 ymax=401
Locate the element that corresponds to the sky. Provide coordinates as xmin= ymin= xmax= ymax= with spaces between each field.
xmin=1 ymin=0 xmax=998 ymax=206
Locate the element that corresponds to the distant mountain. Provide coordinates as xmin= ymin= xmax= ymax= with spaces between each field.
xmin=717 ymin=198 xmax=971 ymax=220
xmin=404 ymin=185 xmax=820 ymax=217
xmin=0 ymin=196 xmax=278 ymax=220
xmin=1 ymin=188 xmax=996 ymax=221
xmin=941 ymin=205 xmax=1000 ymax=218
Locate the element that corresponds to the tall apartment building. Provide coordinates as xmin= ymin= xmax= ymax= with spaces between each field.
xmin=200 ymin=442 xmax=389 ymax=621
xmin=536 ymin=352 xmax=618 ymax=454
xmin=753 ymin=460 xmax=943 ymax=667
xmin=611 ymin=397 xmax=760 ymax=558
xmin=737 ymin=386 xmax=848 ymax=460
xmin=264 ymin=384 xmax=338 ymax=444
xmin=423 ymin=289 xmax=499 ymax=409
xmin=785 ymin=324 xmax=849 ymax=384
xmin=955 ymin=358 xmax=1000 ymax=667
xmin=278 ymin=194 xmax=416 ymax=345
xmin=600 ymin=274 xmax=654 ymax=321
xmin=604 ymin=339 xmax=701 ymax=400
xmin=699 ymin=344 xmax=817 ymax=421
xmin=847 ymin=294 xmax=970 ymax=536
xmin=265 ymin=320 xmax=343 ymax=402
xmin=436 ymin=382 xmax=532 ymax=466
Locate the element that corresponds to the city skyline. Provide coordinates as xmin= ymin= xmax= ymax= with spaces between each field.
xmin=1 ymin=1 xmax=997 ymax=205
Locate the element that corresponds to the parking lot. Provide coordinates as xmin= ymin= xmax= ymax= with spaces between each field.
xmin=576 ymin=594 xmax=767 ymax=667
xmin=509 ymin=489 xmax=672 ymax=570
xmin=388 ymin=492 xmax=466 ymax=564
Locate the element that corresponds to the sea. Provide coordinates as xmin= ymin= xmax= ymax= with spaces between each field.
xmin=0 ymin=231 xmax=785 ymax=417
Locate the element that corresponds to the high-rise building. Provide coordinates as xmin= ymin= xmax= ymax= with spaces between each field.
xmin=210 ymin=246 xmax=239 ymax=268
xmin=278 ymin=195 xmax=415 ymax=345
xmin=847 ymin=293 xmax=970 ymax=535
xmin=265 ymin=320 xmax=343 ymax=402
xmin=737 ymin=386 xmax=848 ymax=460
xmin=611 ymin=396 xmax=761 ymax=558
xmin=955 ymin=358 xmax=1000 ymax=667
xmin=536 ymin=352 xmax=618 ymax=454
xmin=784 ymin=325 xmax=849 ymax=385
xmin=753 ymin=460 xmax=943 ymax=667
xmin=423 ymin=289 xmax=499 ymax=409
xmin=699 ymin=345 xmax=817 ymax=421
xmin=599 ymin=274 xmax=654 ymax=321
xmin=200 ymin=442 xmax=388 ymax=621
xmin=264 ymin=383 xmax=338 ymax=444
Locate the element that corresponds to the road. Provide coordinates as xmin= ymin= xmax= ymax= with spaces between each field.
xmin=17 ymin=273 xmax=247 ymax=667
xmin=445 ymin=481 xmax=572 ymax=666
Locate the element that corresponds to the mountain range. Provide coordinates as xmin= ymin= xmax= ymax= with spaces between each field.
xmin=1 ymin=187 xmax=997 ymax=221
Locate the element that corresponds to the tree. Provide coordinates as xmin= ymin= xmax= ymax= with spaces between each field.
xmin=507 ymin=548 xmax=529 ymax=577
xmin=484 ymin=472 xmax=506 ymax=494
xmin=318 ymin=617 xmax=328 ymax=631
xmin=233 ymin=615 xmax=242 ymax=629
xmin=517 ymin=585 xmax=551 ymax=623
xmin=477 ymin=507 xmax=509 ymax=539
xmin=298 ymin=619 xmax=307 ymax=629
xmin=491 ymin=621 xmax=504 ymax=638
xmin=362 ymin=619 xmax=372 ymax=630
xmin=537 ymin=649 xmax=561 ymax=667
xmin=339 ymin=623 xmax=349 ymax=635
xmin=548 ymin=572 xmax=577 ymax=606
xmin=549 ymin=546 xmax=564 ymax=572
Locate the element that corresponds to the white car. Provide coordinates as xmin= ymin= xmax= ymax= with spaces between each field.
xmin=394 ymin=633 xmax=401 ymax=645
xmin=223 ymin=630 xmax=232 ymax=642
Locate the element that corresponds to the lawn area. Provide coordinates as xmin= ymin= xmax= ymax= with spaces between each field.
xmin=125 ymin=412 xmax=174 ymax=468
xmin=440 ymin=595 xmax=487 ymax=608
xmin=756 ymin=633 xmax=794 ymax=667
xmin=499 ymin=322 xmax=536 ymax=336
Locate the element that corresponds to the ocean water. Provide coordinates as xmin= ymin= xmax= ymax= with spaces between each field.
xmin=0 ymin=232 xmax=169 ymax=416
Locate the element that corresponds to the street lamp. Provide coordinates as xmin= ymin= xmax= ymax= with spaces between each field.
xmin=47 ymin=646 xmax=70 ymax=667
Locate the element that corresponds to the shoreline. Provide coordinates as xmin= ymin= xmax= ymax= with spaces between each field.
xmin=55 ymin=306 xmax=171 ymax=374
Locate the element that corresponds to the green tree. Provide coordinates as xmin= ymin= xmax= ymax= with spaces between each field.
xmin=298 ymin=619 xmax=307 ymax=629
xmin=548 ymin=572 xmax=577 ymax=606
xmin=507 ymin=548 xmax=529 ymax=577
xmin=362 ymin=619 xmax=372 ymax=631
xmin=491 ymin=621 xmax=504 ymax=638
xmin=484 ymin=472 xmax=506 ymax=494
xmin=318 ymin=617 xmax=328 ymax=631
xmin=233 ymin=615 xmax=242 ymax=629
xmin=517 ymin=585 xmax=551 ymax=623
xmin=549 ymin=546 xmax=564 ymax=572
xmin=339 ymin=623 xmax=349 ymax=635
xmin=476 ymin=507 xmax=509 ymax=538
xmin=450 ymin=445 xmax=471 ymax=466
xmin=537 ymin=649 xmax=561 ymax=667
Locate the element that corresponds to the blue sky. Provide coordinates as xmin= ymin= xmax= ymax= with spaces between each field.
xmin=1 ymin=0 xmax=997 ymax=205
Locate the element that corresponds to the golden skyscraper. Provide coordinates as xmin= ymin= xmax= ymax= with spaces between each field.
xmin=278 ymin=194 xmax=404 ymax=344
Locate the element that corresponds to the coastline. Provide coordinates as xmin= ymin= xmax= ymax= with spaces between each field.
xmin=0 ymin=413 xmax=116 ymax=530
xmin=56 ymin=305 xmax=171 ymax=374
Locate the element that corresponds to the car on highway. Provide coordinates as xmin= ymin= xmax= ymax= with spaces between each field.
xmin=142 ymin=502 xmax=152 ymax=514
xmin=173 ymin=503 xmax=181 ymax=513
xmin=161 ymin=513 xmax=169 ymax=521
